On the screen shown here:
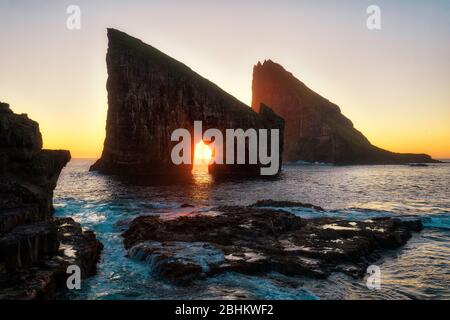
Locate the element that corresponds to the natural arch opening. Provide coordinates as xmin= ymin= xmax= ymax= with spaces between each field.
xmin=192 ymin=140 xmax=213 ymax=183
xmin=193 ymin=140 xmax=212 ymax=165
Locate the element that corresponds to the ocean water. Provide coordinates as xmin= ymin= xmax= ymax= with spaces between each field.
xmin=54 ymin=160 xmax=450 ymax=300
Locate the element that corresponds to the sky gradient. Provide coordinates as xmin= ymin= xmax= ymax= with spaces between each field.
xmin=1 ymin=0 xmax=449 ymax=158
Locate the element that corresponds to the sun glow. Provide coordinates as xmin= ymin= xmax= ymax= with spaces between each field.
xmin=194 ymin=141 xmax=213 ymax=164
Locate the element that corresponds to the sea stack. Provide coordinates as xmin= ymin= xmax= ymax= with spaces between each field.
xmin=252 ymin=60 xmax=438 ymax=164
xmin=0 ymin=102 xmax=102 ymax=299
xmin=91 ymin=29 xmax=284 ymax=179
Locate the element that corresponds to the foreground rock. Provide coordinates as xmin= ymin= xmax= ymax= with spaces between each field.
xmin=0 ymin=102 xmax=101 ymax=299
xmin=251 ymin=199 xmax=325 ymax=211
xmin=91 ymin=29 xmax=284 ymax=180
xmin=252 ymin=60 xmax=439 ymax=164
xmin=123 ymin=203 xmax=422 ymax=284
xmin=0 ymin=218 xmax=102 ymax=299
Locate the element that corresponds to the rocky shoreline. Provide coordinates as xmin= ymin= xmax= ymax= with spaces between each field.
xmin=122 ymin=201 xmax=422 ymax=285
xmin=0 ymin=102 xmax=102 ymax=299
xmin=0 ymin=218 xmax=102 ymax=299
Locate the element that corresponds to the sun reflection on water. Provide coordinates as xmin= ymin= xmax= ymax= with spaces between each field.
xmin=191 ymin=141 xmax=213 ymax=201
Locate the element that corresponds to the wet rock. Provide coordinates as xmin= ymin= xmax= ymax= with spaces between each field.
xmin=129 ymin=241 xmax=223 ymax=284
xmin=0 ymin=218 xmax=102 ymax=299
xmin=251 ymin=60 xmax=439 ymax=164
xmin=123 ymin=205 xmax=422 ymax=284
xmin=0 ymin=221 xmax=58 ymax=270
xmin=251 ymin=199 xmax=324 ymax=211
xmin=91 ymin=29 xmax=284 ymax=180
xmin=55 ymin=218 xmax=103 ymax=277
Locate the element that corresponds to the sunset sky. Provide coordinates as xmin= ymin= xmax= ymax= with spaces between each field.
xmin=1 ymin=0 xmax=449 ymax=158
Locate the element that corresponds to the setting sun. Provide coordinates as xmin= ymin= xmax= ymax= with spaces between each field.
xmin=193 ymin=141 xmax=213 ymax=164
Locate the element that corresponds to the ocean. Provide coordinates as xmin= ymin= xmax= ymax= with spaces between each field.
xmin=54 ymin=159 xmax=450 ymax=299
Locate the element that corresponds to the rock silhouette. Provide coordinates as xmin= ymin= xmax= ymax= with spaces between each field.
xmin=252 ymin=60 xmax=438 ymax=164
xmin=91 ymin=29 xmax=284 ymax=179
xmin=0 ymin=102 xmax=102 ymax=299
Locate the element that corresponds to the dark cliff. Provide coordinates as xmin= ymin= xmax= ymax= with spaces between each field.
xmin=252 ymin=60 xmax=438 ymax=164
xmin=0 ymin=102 xmax=102 ymax=299
xmin=91 ymin=29 xmax=284 ymax=179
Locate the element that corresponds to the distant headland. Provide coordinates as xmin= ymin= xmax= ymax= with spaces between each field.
xmin=252 ymin=60 xmax=439 ymax=165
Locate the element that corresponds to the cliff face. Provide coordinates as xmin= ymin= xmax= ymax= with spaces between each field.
xmin=252 ymin=60 xmax=437 ymax=164
xmin=91 ymin=29 xmax=284 ymax=179
xmin=0 ymin=102 xmax=102 ymax=299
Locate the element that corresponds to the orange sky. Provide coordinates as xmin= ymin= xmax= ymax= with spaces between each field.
xmin=1 ymin=0 xmax=449 ymax=159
